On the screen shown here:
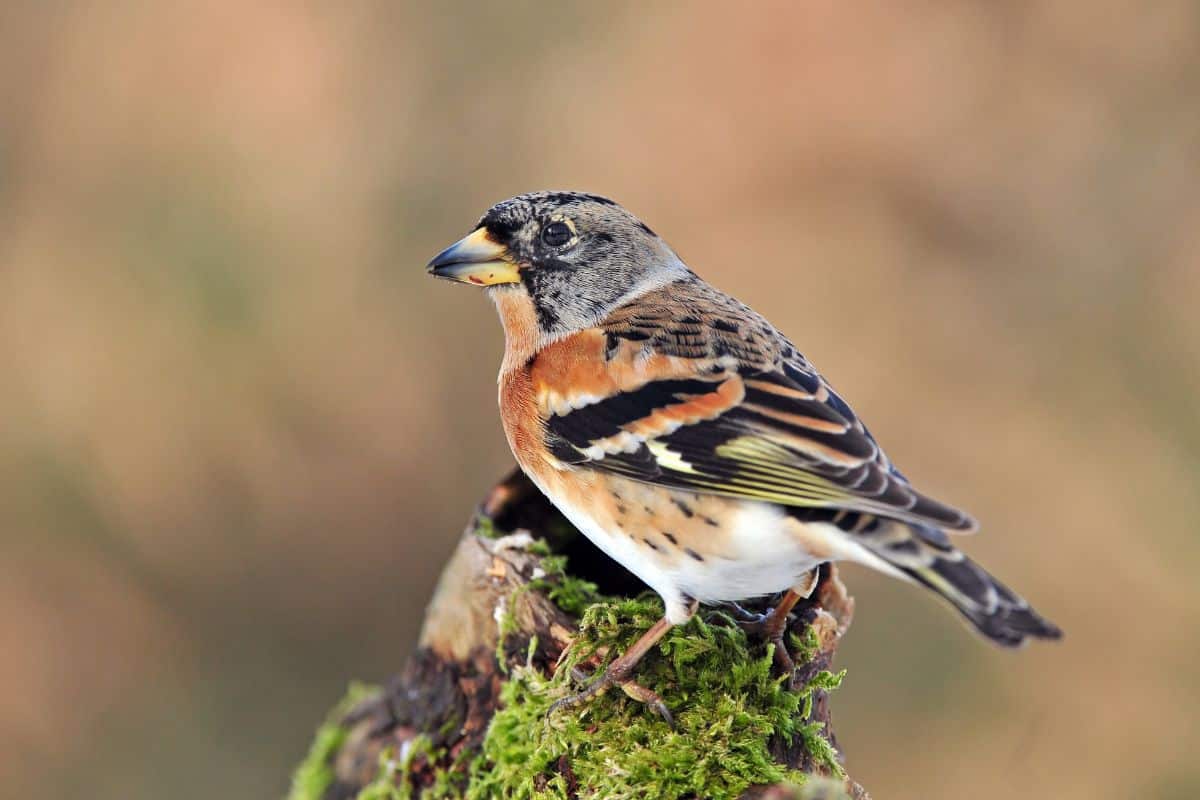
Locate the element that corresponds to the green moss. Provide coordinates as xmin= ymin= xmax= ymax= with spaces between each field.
xmin=357 ymin=738 xmax=428 ymax=800
xmin=494 ymin=584 xmax=526 ymax=674
xmin=472 ymin=513 xmax=500 ymax=540
xmin=288 ymin=682 xmax=382 ymax=800
xmin=293 ymin=539 xmax=849 ymax=800
xmin=494 ymin=552 xmax=604 ymax=673
xmin=468 ymin=596 xmax=845 ymax=800
xmin=355 ymin=747 xmax=410 ymax=800
xmin=788 ymin=625 xmax=822 ymax=665
xmin=531 ymin=554 xmax=602 ymax=617
xmin=353 ymin=735 xmax=472 ymax=800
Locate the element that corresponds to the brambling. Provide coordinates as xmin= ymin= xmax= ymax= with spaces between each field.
xmin=428 ymin=191 xmax=1061 ymax=721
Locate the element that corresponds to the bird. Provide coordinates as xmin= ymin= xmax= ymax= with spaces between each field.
xmin=427 ymin=190 xmax=1062 ymax=721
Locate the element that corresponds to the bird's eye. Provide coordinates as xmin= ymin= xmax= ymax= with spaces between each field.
xmin=541 ymin=221 xmax=572 ymax=247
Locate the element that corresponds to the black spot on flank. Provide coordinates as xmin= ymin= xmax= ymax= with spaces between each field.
xmin=642 ymin=537 xmax=661 ymax=552
xmin=662 ymin=531 xmax=679 ymax=545
xmin=701 ymin=515 xmax=719 ymax=527
xmin=712 ymin=319 xmax=739 ymax=334
xmin=615 ymin=329 xmax=651 ymax=341
xmin=636 ymin=220 xmax=656 ymax=236
xmin=685 ymin=547 xmax=705 ymax=562
xmin=615 ymin=504 xmax=628 ymax=515
xmin=669 ymin=498 xmax=693 ymax=517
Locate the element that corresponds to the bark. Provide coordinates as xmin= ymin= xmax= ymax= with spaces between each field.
xmin=291 ymin=468 xmax=868 ymax=800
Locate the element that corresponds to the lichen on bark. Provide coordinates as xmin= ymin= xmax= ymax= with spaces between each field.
xmin=287 ymin=469 xmax=867 ymax=800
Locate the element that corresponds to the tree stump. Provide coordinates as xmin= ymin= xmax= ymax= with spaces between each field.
xmin=289 ymin=468 xmax=868 ymax=800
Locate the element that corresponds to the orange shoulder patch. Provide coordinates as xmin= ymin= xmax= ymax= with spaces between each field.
xmin=531 ymin=330 xmax=725 ymax=417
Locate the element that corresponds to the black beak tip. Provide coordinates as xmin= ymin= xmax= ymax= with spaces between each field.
xmin=426 ymin=245 xmax=457 ymax=272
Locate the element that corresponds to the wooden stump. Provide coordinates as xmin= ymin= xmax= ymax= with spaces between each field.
xmin=289 ymin=468 xmax=868 ymax=800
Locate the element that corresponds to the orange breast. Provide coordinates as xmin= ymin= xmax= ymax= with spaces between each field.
xmin=498 ymin=364 xmax=548 ymax=476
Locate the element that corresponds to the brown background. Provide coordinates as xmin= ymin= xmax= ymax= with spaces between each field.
xmin=2 ymin=3 xmax=1197 ymax=799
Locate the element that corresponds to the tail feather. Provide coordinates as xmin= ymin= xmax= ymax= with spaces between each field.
xmin=857 ymin=521 xmax=1063 ymax=647
xmin=809 ymin=513 xmax=1064 ymax=647
xmin=901 ymin=552 xmax=1063 ymax=647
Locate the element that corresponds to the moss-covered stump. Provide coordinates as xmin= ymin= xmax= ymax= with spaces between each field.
xmin=289 ymin=469 xmax=868 ymax=800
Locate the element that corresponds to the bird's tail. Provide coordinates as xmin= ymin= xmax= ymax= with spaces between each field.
xmin=868 ymin=526 xmax=1063 ymax=647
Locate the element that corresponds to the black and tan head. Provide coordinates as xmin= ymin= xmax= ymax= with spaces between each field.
xmin=427 ymin=191 xmax=689 ymax=337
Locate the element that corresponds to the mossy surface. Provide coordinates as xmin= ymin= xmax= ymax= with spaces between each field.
xmin=288 ymin=682 xmax=382 ymax=800
xmin=471 ymin=513 xmax=500 ymax=540
xmin=469 ymin=592 xmax=845 ymax=800
xmin=355 ymin=736 xmax=470 ymax=800
xmin=530 ymin=553 xmax=601 ymax=617
xmin=291 ymin=540 xmax=848 ymax=800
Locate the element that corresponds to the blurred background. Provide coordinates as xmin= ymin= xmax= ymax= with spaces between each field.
xmin=2 ymin=2 xmax=1197 ymax=798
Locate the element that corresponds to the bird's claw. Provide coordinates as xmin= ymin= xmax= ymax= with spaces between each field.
xmin=616 ymin=678 xmax=674 ymax=727
xmin=547 ymin=664 xmax=674 ymax=728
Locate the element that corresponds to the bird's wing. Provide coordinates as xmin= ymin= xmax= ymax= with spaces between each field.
xmin=530 ymin=279 xmax=976 ymax=532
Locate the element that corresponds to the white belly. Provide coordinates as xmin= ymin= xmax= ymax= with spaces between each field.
xmin=531 ymin=478 xmax=822 ymax=623
xmin=537 ymin=484 xmax=701 ymax=624
xmin=659 ymin=501 xmax=824 ymax=606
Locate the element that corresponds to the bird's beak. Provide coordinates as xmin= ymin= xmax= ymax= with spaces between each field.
xmin=426 ymin=227 xmax=519 ymax=286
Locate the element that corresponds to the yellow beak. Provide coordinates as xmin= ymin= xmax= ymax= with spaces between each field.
xmin=426 ymin=227 xmax=520 ymax=286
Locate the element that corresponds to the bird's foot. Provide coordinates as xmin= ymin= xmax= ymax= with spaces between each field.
xmin=548 ymin=663 xmax=673 ymax=727
xmin=547 ymin=614 xmax=677 ymax=726
xmin=726 ymin=571 xmax=821 ymax=683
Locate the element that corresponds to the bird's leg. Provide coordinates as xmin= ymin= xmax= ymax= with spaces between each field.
xmin=736 ymin=567 xmax=821 ymax=675
xmin=549 ymin=605 xmax=690 ymax=726
xmin=756 ymin=588 xmax=804 ymax=674
xmin=550 ymin=615 xmax=674 ymax=725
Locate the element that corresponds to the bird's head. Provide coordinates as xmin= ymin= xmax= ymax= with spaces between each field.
xmin=427 ymin=191 xmax=689 ymax=335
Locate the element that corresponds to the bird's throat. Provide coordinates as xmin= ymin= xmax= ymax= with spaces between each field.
xmin=490 ymin=286 xmax=545 ymax=378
